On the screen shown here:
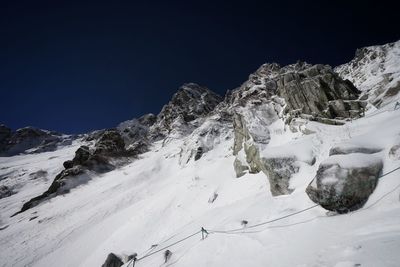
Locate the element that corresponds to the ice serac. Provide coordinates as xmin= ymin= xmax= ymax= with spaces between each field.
xmin=150 ymin=83 xmax=223 ymax=139
xmin=335 ymin=39 xmax=400 ymax=107
xmin=230 ymin=62 xmax=365 ymax=195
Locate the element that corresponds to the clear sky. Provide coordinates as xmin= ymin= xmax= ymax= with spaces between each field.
xmin=1 ymin=0 xmax=399 ymax=134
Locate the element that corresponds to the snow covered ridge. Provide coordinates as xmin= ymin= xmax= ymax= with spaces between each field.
xmin=1 ymin=40 xmax=400 ymax=267
xmin=335 ymin=39 xmax=400 ymax=108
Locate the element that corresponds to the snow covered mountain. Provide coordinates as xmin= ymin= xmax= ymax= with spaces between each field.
xmin=335 ymin=40 xmax=400 ymax=108
xmin=1 ymin=40 xmax=400 ymax=267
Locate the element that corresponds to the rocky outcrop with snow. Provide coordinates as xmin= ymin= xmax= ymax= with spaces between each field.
xmin=228 ymin=62 xmax=366 ymax=195
xmin=150 ymin=83 xmax=223 ymax=139
xmin=306 ymin=153 xmax=383 ymax=213
xmin=0 ymin=125 xmax=74 ymax=156
xmin=335 ymin=40 xmax=400 ymax=107
xmin=15 ymin=129 xmax=140 ymax=214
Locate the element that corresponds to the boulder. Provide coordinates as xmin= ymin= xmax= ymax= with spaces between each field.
xmin=151 ymin=83 xmax=222 ymax=138
xmin=0 ymin=185 xmax=14 ymax=199
xmin=101 ymin=253 xmax=123 ymax=267
xmin=306 ymin=154 xmax=383 ymax=213
xmin=63 ymin=160 xmax=74 ymax=169
xmin=260 ymin=157 xmax=298 ymax=196
xmin=0 ymin=125 xmax=12 ymax=150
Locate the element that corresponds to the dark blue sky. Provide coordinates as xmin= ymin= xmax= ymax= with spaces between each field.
xmin=1 ymin=0 xmax=399 ymax=134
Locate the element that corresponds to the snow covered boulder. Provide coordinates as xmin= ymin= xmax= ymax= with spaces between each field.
xmin=306 ymin=154 xmax=383 ymax=213
xmin=260 ymin=157 xmax=298 ymax=196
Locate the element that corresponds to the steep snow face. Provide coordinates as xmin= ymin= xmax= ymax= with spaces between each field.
xmin=1 ymin=107 xmax=400 ymax=267
xmin=335 ymin=40 xmax=400 ymax=107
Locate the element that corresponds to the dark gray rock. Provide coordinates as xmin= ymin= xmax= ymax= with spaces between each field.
xmin=152 ymin=83 xmax=222 ymax=138
xmin=117 ymin=114 xmax=156 ymax=146
xmin=194 ymin=147 xmax=203 ymax=161
xmin=14 ymin=130 xmax=133 ymax=215
xmin=73 ymin=146 xmax=91 ymax=165
xmin=94 ymin=130 xmax=126 ymax=156
xmin=101 ymin=253 xmax=123 ymax=267
xmin=329 ymin=146 xmax=382 ymax=156
xmin=276 ymin=64 xmax=362 ymax=119
xmin=63 ymin=160 xmax=74 ymax=169
xmin=16 ymin=166 xmax=89 ymax=215
xmin=0 ymin=185 xmax=14 ymax=199
xmin=260 ymin=157 xmax=298 ymax=196
xmin=306 ymin=155 xmax=383 ymax=213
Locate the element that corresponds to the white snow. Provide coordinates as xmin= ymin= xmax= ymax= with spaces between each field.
xmin=322 ymin=153 xmax=382 ymax=169
xmin=0 ymin=107 xmax=399 ymax=267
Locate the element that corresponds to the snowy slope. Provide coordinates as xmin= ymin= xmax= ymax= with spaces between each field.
xmin=1 ymin=107 xmax=400 ymax=267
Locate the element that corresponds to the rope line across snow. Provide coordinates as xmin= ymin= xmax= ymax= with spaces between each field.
xmin=126 ymin=166 xmax=400 ymax=266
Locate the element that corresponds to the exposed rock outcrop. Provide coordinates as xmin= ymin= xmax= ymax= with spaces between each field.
xmin=335 ymin=40 xmax=400 ymax=107
xmin=151 ymin=83 xmax=222 ymax=139
xmin=101 ymin=253 xmax=124 ymax=267
xmin=0 ymin=185 xmax=14 ymax=199
xmin=16 ymin=166 xmax=89 ymax=214
xmin=260 ymin=157 xmax=298 ymax=196
xmin=306 ymin=153 xmax=383 ymax=213
xmin=15 ymin=130 xmax=133 ymax=215
xmin=229 ymin=62 xmax=362 ymax=195
xmin=0 ymin=124 xmax=12 ymax=151
xmin=117 ymin=113 xmax=156 ymax=146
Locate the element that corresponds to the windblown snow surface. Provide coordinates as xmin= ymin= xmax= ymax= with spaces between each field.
xmin=1 ymin=105 xmax=400 ymax=267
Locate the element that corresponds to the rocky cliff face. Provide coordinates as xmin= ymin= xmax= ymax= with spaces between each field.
xmin=335 ymin=40 xmax=400 ymax=107
xmin=227 ymin=62 xmax=366 ymax=195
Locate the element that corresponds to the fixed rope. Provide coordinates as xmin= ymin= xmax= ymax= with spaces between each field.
xmin=127 ymin=166 xmax=400 ymax=266
xmin=209 ymin=204 xmax=320 ymax=234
